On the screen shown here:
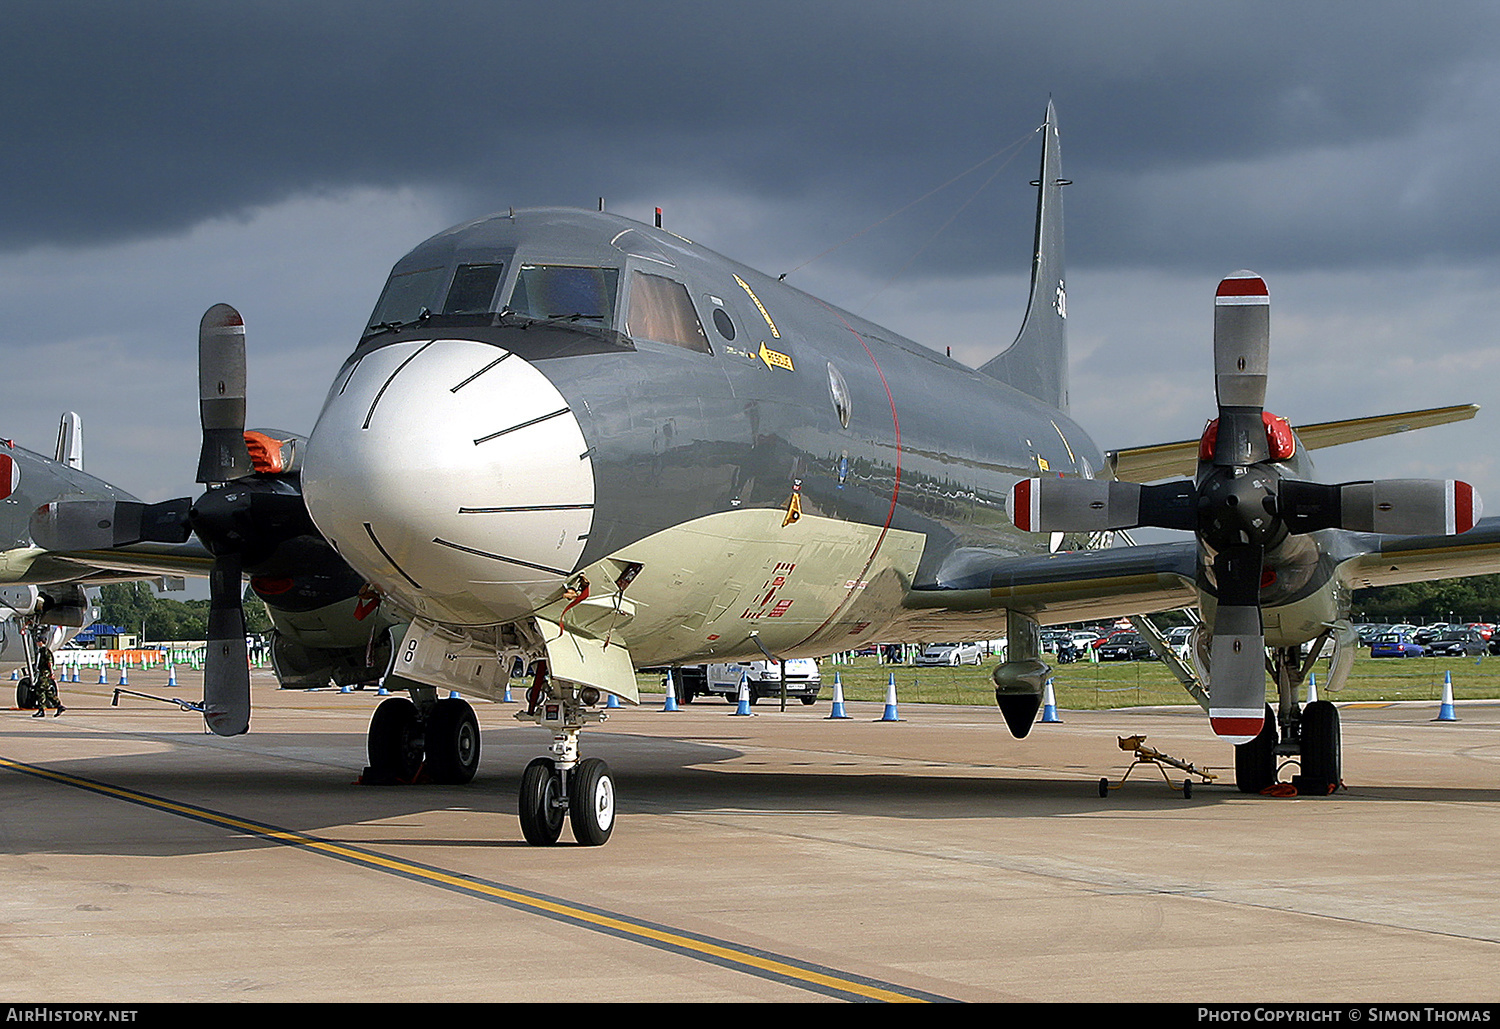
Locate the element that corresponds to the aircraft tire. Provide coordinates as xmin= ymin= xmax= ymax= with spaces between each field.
xmin=367 ymin=697 xmax=425 ymax=782
xmin=426 ymin=698 xmax=480 ymax=785
xmin=1234 ymin=704 xmax=1278 ymax=793
xmin=568 ymin=757 xmax=615 ymax=847
xmin=15 ymin=676 xmax=35 ymax=710
xmin=1297 ymin=700 xmax=1341 ymax=795
xmin=519 ymin=758 xmax=565 ymax=846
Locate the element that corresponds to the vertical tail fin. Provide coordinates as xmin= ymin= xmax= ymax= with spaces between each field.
xmin=977 ymin=99 xmax=1069 ymax=413
xmin=54 ymin=411 xmax=83 ymax=471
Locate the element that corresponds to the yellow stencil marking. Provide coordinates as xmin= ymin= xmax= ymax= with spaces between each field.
xmin=758 ymin=340 xmax=795 ymax=372
xmin=734 ymin=273 xmax=781 ymax=339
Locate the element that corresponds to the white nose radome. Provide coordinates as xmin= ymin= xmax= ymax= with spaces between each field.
xmin=302 ymin=339 xmax=594 ymax=626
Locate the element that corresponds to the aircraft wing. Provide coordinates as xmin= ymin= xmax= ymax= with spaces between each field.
xmin=902 ymin=515 xmax=1500 ymax=630
xmin=902 ymin=540 xmax=1199 ymax=629
xmin=1339 ymin=515 xmax=1500 ymax=589
xmin=1107 ymin=404 xmax=1479 ymax=483
xmin=21 ymin=540 xmax=216 ymax=584
xmin=27 ymin=540 xmax=214 ymax=582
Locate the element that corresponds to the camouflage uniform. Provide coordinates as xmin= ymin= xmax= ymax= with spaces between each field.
xmin=30 ymin=644 xmax=62 ymax=716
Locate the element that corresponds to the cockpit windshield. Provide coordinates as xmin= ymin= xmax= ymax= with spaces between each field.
xmin=442 ymin=263 xmax=506 ymax=315
xmin=368 ymin=266 xmax=446 ymax=329
xmin=509 ymin=265 xmax=619 ymax=324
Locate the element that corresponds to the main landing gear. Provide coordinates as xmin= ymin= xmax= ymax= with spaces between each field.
xmin=361 ymin=667 xmax=617 ymax=846
xmin=1233 ymin=647 xmax=1343 ymax=795
xmin=365 ymin=689 xmax=482 ymax=785
xmin=514 ymin=670 xmax=615 ymax=846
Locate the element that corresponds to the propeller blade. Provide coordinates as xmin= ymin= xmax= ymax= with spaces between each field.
xmin=1279 ymin=479 xmax=1482 ymax=535
xmin=30 ymin=498 xmax=192 ymax=550
xmin=1007 ymin=478 xmax=1197 ymax=533
xmin=1206 ymin=544 xmax=1267 ymax=744
xmin=203 ymin=553 xmax=250 ymax=736
xmin=1213 ymin=272 xmax=1270 ymax=411
xmin=1211 ymin=273 xmax=1271 ymax=467
xmin=197 ymin=304 xmax=253 ymax=485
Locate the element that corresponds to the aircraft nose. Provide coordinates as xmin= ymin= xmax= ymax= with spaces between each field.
xmin=302 ymin=339 xmax=595 ymax=625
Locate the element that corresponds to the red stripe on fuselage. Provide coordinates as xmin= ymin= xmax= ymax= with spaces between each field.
xmin=794 ymin=299 xmax=903 ymax=651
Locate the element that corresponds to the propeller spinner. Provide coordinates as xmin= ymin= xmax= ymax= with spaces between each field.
xmin=1007 ymin=272 xmax=1482 ymax=744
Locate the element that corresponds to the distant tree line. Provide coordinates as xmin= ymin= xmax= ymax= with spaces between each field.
xmin=97 ymin=582 xmax=272 ymax=640
xmin=1352 ymin=573 xmax=1500 ymax=624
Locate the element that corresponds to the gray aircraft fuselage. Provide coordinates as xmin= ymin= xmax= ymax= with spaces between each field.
xmin=304 ymin=207 xmax=1103 ymax=667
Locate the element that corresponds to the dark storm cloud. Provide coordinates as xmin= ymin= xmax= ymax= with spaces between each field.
xmin=8 ymin=1 xmax=1500 ymax=276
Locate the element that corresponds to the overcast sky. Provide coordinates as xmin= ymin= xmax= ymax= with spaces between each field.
xmin=5 ymin=1 xmax=1500 ymax=548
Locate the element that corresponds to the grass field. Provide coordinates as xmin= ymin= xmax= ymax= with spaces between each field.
xmin=637 ymin=651 xmax=1499 ymax=709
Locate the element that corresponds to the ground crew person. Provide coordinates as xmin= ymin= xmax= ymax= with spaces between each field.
xmin=30 ymin=636 xmax=64 ymax=717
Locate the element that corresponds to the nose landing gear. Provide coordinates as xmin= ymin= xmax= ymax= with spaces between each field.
xmin=514 ymin=672 xmax=615 ymax=846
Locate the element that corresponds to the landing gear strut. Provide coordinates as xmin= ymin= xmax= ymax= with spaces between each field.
xmin=514 ymin=667 xmax=615 ymax=846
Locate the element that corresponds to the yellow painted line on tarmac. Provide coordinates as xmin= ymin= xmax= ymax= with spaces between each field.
xmin=0 ymin=754 xmax=949 ymax=1003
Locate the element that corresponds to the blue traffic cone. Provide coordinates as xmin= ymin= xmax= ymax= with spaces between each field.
xmin=8 ymin=669 xmax=15 ymax=681
xmin=503 ymin=680 xmax=514 ymax=703
xmin=97 ymin=664 xmax=108 ymax=684
xmin=1306 ymin=672 xmax=1319 ymax=704
xmin=117 ymin=663 xmax=128 ymax=686
xmin=662 ymin=671 xmax=680 ymax=711
xmin=168 ymin=664 xmax=178 ymax=688
xmin=826 ymin=671 xmax=851 ymax=719
xmin=877 ymin=673 xmax=901 ymax=721
xmin=1040 ymin=678 xmax=1062 ymax=723
xmin=731 ymin=674 xmax=754 ymax=716
xmin=376 ymin=685 xmax=390 ymax=696
xmin=606 ymin=692 xmax=620 ymax=708
xmin=1436 ymin=671 xmax=1458 ymax=721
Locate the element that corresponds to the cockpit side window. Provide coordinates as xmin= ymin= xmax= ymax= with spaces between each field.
xmin=443 ymin=263 xmax=506 ymax=315
xmin=509 ymin=265 xmax=619 ymax=324
xmin=368 ymin=266 xmax=446 ymax=328
xmin=627 ymin=271 xmax=712 ymax=354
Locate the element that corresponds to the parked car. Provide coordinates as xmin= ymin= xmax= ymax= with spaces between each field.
xmin=914 ymin=642 xmax=984 ymax=666
xmin=1095 ymin=633 xmax=1155 ymax=661
xmin=1370 ymin=633 xmax=1424 ymax=658
xmin=1425 ymin=628 xmax=1487 ymax=657
xmin=702 ymin=659 xmax=822 ymax=704
xmin=1164 ymin=625 xmax=1195 ymax=649
xmin=1088 ymin=628 xmax=1134 ymax=650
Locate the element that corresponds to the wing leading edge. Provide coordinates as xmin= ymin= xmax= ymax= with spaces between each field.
xmin=903 ymin=540 xmax=1198 ymax=628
